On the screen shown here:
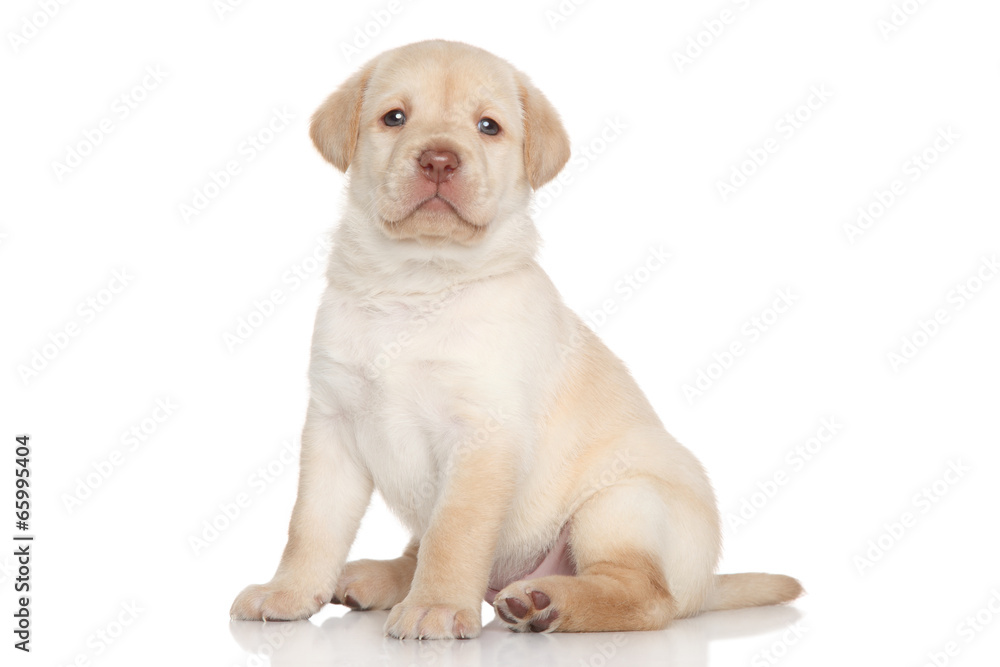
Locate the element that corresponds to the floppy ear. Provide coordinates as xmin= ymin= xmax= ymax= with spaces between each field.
xmin=518 ymin=74 xmax=571 ymax=189
xmin=310 ymin=63 xmax=375 ymax=171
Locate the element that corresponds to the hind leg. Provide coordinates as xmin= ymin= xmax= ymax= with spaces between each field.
xmin=332 ymin=539 xmax=418 ymax=610
xmin=493 ymin=478 xmax=719 ymax=633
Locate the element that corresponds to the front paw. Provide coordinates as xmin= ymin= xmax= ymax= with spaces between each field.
xmin=230 ymin=582 xmax=329 ymax=621
xmin=384 ymin=599 xmax=481 ymax=639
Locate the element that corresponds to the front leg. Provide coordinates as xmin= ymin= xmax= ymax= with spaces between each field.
xmin=231 ymin=403 xmax=373 ymax=621
xmin=384 ymin=423 xmax=518 ymax=639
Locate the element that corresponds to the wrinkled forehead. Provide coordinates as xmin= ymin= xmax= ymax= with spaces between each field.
xmin=362 ymin=46 xmax=523 ymax=126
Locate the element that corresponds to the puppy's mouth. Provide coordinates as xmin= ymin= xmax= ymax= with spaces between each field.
xmin=417 ymin=194 xmax=457 ymax=214
xmin=380 ymin=193 xmax=487 ymax=245
xmin=388 ymin=194 xmax=474 ymax=226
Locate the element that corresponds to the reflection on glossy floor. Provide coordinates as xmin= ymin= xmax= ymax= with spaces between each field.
xmin=230 ymin=604 xmax=803 ymax=666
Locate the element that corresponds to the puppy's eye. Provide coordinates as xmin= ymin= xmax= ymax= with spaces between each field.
xmin=383 ymin=110 xmax=406 ymax=127
xmin=477 ymin=118 xmax=500 ymax=136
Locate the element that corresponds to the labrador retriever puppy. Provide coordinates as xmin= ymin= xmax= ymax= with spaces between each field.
xmin=230 ymin=39 xmax=802 ymax=639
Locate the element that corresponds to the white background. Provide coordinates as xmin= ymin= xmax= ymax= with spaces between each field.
xmin=2 ymin=0 xmax=999 ymax=665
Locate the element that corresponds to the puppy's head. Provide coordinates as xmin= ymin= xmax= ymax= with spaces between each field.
xmin=310 ymin=40 xmax=570 ymax=246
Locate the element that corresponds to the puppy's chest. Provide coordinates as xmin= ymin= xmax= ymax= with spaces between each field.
xmin=316 ymin=289 xmax=490 ymax=527
xmin=316 ymin=288 xmax=481 ymax=421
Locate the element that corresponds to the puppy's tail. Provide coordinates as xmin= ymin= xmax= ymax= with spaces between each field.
xmin=702 ymin=573 xmax=804 ymax=612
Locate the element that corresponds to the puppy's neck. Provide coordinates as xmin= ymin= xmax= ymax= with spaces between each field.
xmin=326 ymin=204 xmax=540 ymax=297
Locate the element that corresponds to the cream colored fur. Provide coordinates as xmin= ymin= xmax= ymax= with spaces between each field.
xmin=230 ymin=39 xmax=802 ymax=639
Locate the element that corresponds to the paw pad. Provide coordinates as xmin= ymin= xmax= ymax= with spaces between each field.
xmin=495 ymin=589 xmax=559 ymax=633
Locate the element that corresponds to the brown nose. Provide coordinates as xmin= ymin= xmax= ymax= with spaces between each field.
xmin=418 ymin=149 xmax=459 ymax=183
